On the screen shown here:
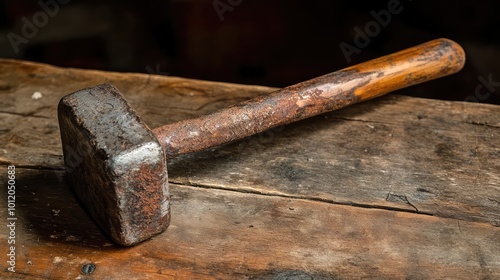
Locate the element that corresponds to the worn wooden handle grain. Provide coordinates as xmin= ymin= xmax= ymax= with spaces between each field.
xmin=155 ymin=38 xmax=465 ymax=157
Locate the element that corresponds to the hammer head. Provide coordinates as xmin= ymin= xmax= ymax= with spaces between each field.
xmin=58 ymin=84 xmax=170 ymax=246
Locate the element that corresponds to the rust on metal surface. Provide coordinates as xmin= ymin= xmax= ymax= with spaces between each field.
xmin=153 ymin=69 xmax=370 ymax=158
xmin=58 ymin=84 xmax=170 ymax=246
xmin=58 ymin=38 xmax=465 ymax=246
xmin=153 ymin=38 xmax=465 ymax=158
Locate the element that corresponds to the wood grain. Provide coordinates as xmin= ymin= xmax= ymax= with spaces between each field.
xmin=1 ymin=168 xmax=499 ymax=279
xmin=0 ymin=58 xmax=499 ymax=278
xmin=168 ymin=95 xmax=500 ymax=227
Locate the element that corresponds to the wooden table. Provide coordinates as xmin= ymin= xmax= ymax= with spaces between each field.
xmin=0 ymin=59 xmax=499 ymax=279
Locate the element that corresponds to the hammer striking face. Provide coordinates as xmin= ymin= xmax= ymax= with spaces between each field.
xmin=58 ymin=84 xmax=170 ymax=246
xmin=58 ymin=39 xmax=465 ymax=246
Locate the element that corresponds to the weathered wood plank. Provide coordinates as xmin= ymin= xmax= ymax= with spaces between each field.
xmin=168 ymin=95 xmax=500 ymax=227
xmin=1 ymin=168 xmax=499 ymax=279
xmin=1 ymin=58 xmax=497 ymax=227
xmin=1 ymin=59 xmax=500 ymax=278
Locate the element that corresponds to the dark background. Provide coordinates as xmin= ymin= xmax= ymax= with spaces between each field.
xmin=1 ymin=0 xmax=499 ymax=104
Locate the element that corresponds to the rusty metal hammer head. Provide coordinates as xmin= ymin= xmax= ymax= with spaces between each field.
xmin=58 ymin=84 xmax=170 ymax=246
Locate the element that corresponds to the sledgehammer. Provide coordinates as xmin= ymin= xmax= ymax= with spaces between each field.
xmin=58 ymin=38 xmax=465 ymax=246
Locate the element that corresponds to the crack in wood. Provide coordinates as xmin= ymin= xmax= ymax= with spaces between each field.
xmin=3 ymin=167 xmax=432 ymax=218
xmin=385 ymin=193 xmax=419 ymax=212
xmin=195 ymin=97 xmax=248 ymax=111
xmin=488 ymin=198 xmax=500 ymax=206
xmin=0 ymin=163 xmax=65 ymax=171
xmin=171 ymin=181 xmax=431 ymax=216
xmin=0 ymin=110 xmax=50 ymax=119
xmin=468 ymin=121 xmax=500 ymax=129
xmin=326 ymin=116 xmax=399 ymax=126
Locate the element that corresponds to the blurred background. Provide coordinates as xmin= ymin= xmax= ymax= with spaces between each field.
xmin=0 ymin=0 xmax=499 ymax=104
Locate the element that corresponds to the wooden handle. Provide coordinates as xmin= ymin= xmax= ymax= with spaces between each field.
xmin=154 ymin=38 xmax=465 ymax=158
xmin=343 ymin=38 xmax=465 ymax=101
